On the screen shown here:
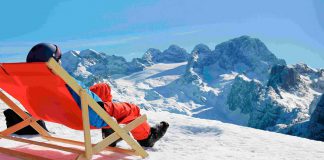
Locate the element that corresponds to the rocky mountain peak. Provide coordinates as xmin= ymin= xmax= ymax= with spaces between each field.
xmin=142 ymin=48 xmax=162 ymax=61
xmin=267 ymin=65 xmax=301 ymax=91
xmin=192 ymin=43 xmax=211 ymax=54
xmin=156 ymin=45 xmax=188 ymax=63
xmin=141 ymin=45 xmax=189 ymax=64
xmin=186 ymin=36 xmax=286 ymax=82
xmin=293 ymin=63 xmax=318 ymax=77
xmin=214 ymin=36 xmax=286 ymax=70
xmin=79 ymin=49 xmax=103 ymax=59
xmin=166 ymin=44 xmax=186 ymax=52
xmin=142 ymin=48 xmax=162 ymax=62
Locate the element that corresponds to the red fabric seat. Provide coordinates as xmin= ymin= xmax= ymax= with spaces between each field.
xmin=0 ymin=62 xmax=95 ymax=130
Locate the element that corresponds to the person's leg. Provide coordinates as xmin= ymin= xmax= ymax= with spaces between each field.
xmin=102 ymin=102 xmax=169 ymax=147
xmin=137 ymin=121 xmax=169 ymax=147
xmin=107 ymin=102 xmax=151 ymax=140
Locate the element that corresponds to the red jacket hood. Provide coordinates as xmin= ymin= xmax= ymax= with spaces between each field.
xmin=89 ymin=83 xmax=112 ymax=102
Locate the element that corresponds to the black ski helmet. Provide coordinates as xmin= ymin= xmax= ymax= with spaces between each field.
xmin=26 ymin=43 xmax=62 ymax=62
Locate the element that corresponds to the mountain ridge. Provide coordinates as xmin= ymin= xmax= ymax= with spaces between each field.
xmin=61 ymin=35 xmax=324 ymax=142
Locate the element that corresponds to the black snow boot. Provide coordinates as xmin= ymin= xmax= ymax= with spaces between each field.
xmin=102 ymin=128 xmax=122 ymax=147
xmin=138 ymin=121 xmax=169 ymax=147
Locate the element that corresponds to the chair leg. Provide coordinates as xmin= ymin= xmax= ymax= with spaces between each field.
xmin=83 ymin=95 xmax=149 ymax=158
xmin=80 ymin=89 xmax=93 ymax=160
xmin=0 ymin=117 xmax=37 ymax=136
xmin=46 ymin=59 xmax=149 ymax=158
xmin=0 ymin=91 xmax=51 ymax=137
xmin=75 ymin=154 xmax=90 ymax=160
xmin=92 ymin=115 xmax=147 ymax=155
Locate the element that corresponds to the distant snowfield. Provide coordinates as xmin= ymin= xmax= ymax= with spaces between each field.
xmin=110 ymin=62 xmax=249 ymax=124
xmin=110 ymin=62 xmax=195 ymax=115
xmin=116 ymin=62 xmax=186 ymax=91
xmin=0 ymin=102 xmax=324 ymax=160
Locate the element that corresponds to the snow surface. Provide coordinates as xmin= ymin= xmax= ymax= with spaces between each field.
xmin=108 ymin=62 xmax=191 ymax=114
xmin=106 ymin=61 xmax=249 ymax=125
xmin=1 ymin=101 xmax=324 ymax=160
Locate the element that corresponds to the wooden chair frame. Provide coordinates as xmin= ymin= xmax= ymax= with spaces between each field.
xmin=0 ymin=58 xmax=149 ymax=160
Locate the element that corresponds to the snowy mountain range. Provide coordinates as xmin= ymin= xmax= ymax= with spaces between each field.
xmin=61 ymin=45 xmax=189 ymax=86
xmin=61 ymin=36 xmax=324 ymax=142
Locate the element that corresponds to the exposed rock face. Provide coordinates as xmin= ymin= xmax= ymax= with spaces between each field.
xmin=129 ymin=58 xmax=149 ymax=73
xmin=227 ymin=75 xmax=285 ymax=130
xmin=164 ymin=36 xmax=288 ymax=125
xmin=193 ymin=43 xmax=212 ymax=54
xmin=293 ymin=63 xmax=318 ymax=77
xmin=61 ymin=50 xmax=80 ymax=74
xmin=62 ymin=49 xmax=145 ymax=86
xmin=227 ymin=75 xmax=262 ymax=114
xmin=187 ymin=36 xmax=286 ymax=82
xmin=214 ymin=36 xmax=285 ymax=72
xmin=311 ymin=95 xmax=324 ymax=125
xmin=142 ymin=48 xmax=162 ymax=65
xmin=228 ymin=62 xmax=324 ymax=136
xmin=309 ymin=95 xmax=324 ymax=141
xmin=143 ymin=45 xmax=189 ymax=64
xmin=267 ymin=65 xmax=301 ymax=92
xmin=189 ymin=44 xmax=213 ymax=73
xmin=159 ymin=45 xmax=189 ymax=63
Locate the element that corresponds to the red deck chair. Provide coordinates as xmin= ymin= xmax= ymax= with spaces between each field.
xmin=0 ymin=58 xmax=149 ymax=160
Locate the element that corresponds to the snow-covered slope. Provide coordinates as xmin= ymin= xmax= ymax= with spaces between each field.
xmin=61 ymin=49 xmax=148 ymax=86
xmin=108 ymin=62 xmax=188 ymax=112
xmin=103 ymin=60 xmax=324 ymax=141
xmin=1 ymin=101 xmax=324 ymax=160
xmin=61 ymin=45 xmax=189 ymax=87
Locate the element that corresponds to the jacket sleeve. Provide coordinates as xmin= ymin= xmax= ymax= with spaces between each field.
xmin=66 ymin=81 xmax=108 ymax=128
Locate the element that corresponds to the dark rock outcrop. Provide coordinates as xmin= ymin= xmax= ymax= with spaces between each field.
xmin=143 ymin=45 xmax=189 ymax=64
xmin=187 ymin=36 xmax=286 ymax=82
xmin=267 ymin=65 xmax=301 ymax=92
xmin=309 ymin=94 xmax=324 ymax=141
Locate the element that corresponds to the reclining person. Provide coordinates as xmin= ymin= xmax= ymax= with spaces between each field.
xmin=26 ymin=43 xmax=169 ymax=147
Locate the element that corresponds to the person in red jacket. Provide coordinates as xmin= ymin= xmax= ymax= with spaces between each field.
xmin=90 ymin=83 xmax=168 ymax=147
xmin=26 ymin=43 xmax=169 ymax=147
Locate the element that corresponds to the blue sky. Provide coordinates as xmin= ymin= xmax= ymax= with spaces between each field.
xmin=0 ymin=0 xmax=324 ymax=68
